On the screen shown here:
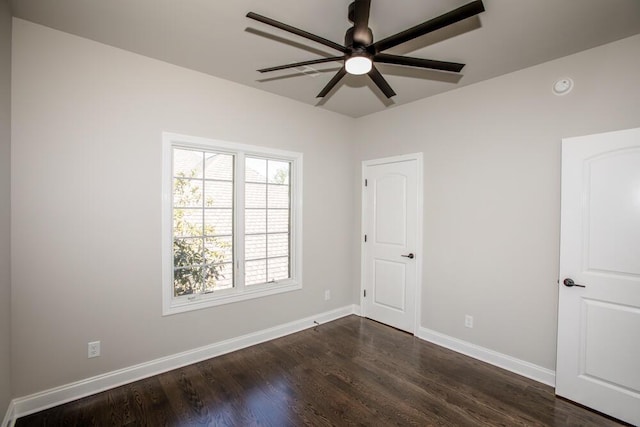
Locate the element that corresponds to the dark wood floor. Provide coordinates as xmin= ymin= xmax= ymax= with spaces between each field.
xmin=17 ymin=315 xmax=626 ymax=426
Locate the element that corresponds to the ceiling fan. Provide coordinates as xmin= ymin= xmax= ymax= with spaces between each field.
xmin=247 ymin=0 xmax=485 ymax=99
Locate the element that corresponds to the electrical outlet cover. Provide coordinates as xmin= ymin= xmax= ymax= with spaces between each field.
xmin=464 ymin=315 xmax=474 ymax=328
xmin=88 ymin=341 xmax=101 ymax=358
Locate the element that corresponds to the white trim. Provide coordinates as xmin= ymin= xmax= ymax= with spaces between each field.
xmin=416 ymin=326 xmax=556 ymax=387
xmin=414 ymin=155 xmax=424 ymax=333
xmin=161 ymin=132 xmax=303 ymax=315
xmin=10 ymin=305 xmax=358 ymax=420
xmin=2 ymin=400 xmax=15 ymax=427
xmin=352 ymin=304 xmax=362 ymax=316
xmin=360 ymin=153 xmax=424 ymax=333
xmin=165 ymin=282 xmax=302 ymax=315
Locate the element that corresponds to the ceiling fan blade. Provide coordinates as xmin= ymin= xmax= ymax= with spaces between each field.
xmin=247 ymin=12 xmax=346 ymax=53
xmin=368 ymin=66 xmax=396 ymax=98
xmin=352 ymin=0 xmax=372 ymax=44
xmin=258 ymin=56 xmax=344 ymax=73
xmin=372 ymin=0 xmax=485 ymax=53
xmin=375 ymin=53 xmax=464 ymax=72
xmin=317 ymin=67 xmax=347 ymax=98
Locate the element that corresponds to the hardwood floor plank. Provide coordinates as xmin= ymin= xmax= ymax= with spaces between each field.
xmin=15 ymin=316 xmax=628 ymax=426
xmin=234 ymin=344 xmax=335 ymax=426
xmin=310 ymin=323 xmax=529 ymax=426
xmin=344 ymin=322 xmax=547 ymax=425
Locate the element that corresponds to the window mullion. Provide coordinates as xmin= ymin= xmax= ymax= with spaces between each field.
xmin=289 ymin=161 xmax=295 ymax=280
xmin=235 ymin=152 xmax=246 ymax=292
xmin=265 ymin=161 xmax=270 ymax=283
xmin=200 ymin=151 xmax=206 ymax=295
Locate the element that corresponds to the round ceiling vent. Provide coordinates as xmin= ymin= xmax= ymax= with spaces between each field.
xmin=553 ymin=78 xmax=574 ymax=96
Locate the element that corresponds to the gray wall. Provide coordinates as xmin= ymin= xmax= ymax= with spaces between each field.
xmin=11 ymin=19 xmax=357 ymax=396
xmin=0 ymin=0 xmax=11 ymax=415
xmin=9 ymin=13 xmax=640 ymax=400
xmin=354 ymin=34 xmax=640 ymax=370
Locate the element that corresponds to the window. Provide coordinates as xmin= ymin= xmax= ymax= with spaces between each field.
xmin=162 ymin=133 xmax=302 ymax=315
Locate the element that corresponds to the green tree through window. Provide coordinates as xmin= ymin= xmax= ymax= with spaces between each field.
xmin=173 ymin=167 xmax=231 ymax=296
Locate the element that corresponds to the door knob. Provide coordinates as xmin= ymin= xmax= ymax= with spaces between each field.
xmin=401 ymin=253 xmax=415 ymax=259
xmin=563 ymin=278 xmax=586 ymax=288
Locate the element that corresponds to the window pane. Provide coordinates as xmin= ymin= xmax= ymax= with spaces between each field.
xmin=204 ymin=209 xmax=233 ymax=236
xmin=267 ymin=209 xmax=289 ymax=233
xmin=268 ymin=257 xmax=290 ymax=282
xmin=204 ymin=181 xmax=232 ymax=208
xmin=174 ymin=267 xmax=202 ymax=296
xmin=174 ymin=238 xmax=204 ymax=267
xmin=245 ymin=234 xmax=266 ymax=260
xmin=174 ymin=209 xmax=203 ymax=237
xmin=246 ymin=259 xmax=266 ymax=285
xmin=245 ymin=209 xmax=266 ymax=234
xmin=268 ymin=160 xmax=290 ymax=184
xmin=174 ymin=178 xmax=203 ymax=208
xmin=173 ymin=148 xmax=235 ymax=297
xmin=267 ymin=233 xmax=289 ymax=258
xmin=246 ymin=157 xmax=266 ymax=183
xmin=205 ymin=236 xmax=232 ymax=264
xmin=204 ymin=153 xmax=233 ymax=181
xmin=174 ymin=149 xmax=203 ymax=178
xmin=268 ymin=185 xmax=289 ymax=209
xmin=203 ymin=263 xmax=233 ymax=291
xmin=168 ymin=139 xmax=301 ymax=312
xmin=245 ymin=183 xmax=266 ymax=208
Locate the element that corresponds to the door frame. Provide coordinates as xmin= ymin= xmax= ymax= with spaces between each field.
xmin=360 ymin=153 xmax=424 ymax=334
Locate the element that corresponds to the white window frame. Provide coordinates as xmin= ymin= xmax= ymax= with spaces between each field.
xmin=162 ymin=132 xmax=303 ymax=315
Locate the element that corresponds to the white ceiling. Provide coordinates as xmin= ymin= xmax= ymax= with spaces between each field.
xmin=10 ymin=0 xmax=640 ymax=118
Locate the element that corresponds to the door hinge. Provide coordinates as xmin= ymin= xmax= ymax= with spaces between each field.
xmin=364 ymin=178 xmax=368 ymax=187
xmin=363 ymin=289 xmax=367 ymax=297
xmin=364 ymin=234 xmax=367 ymax=242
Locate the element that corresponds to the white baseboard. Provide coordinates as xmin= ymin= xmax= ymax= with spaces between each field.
xmin=416 ymin=326 xmax=556 ymax=387
xmin=2 ymin=400 xmax=14 ymax=427
xmin=10 ymin=305 xmax=359 ymax=421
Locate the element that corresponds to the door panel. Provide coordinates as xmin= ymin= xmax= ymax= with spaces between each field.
xmin=373 ymin=259 xmax=406 ymax=311
xmin=581 ymin=299 xmax=640 ymax=392
xmin=557 ymin=127 xmax=640 ymax=426
xmin=362 ymin=155 xmax=421 ymax=333
xmin=375 ymin=174 xmax=407 ymax=245
xmin=587 ymin=150 xmax=640 ymax=275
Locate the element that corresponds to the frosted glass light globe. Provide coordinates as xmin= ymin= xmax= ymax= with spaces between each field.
xmin=345 ymin=56 xmax=372 ymax=75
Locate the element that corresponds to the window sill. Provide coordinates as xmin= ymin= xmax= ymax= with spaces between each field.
xmin=162 ymin=280 xmax=302 ymax=316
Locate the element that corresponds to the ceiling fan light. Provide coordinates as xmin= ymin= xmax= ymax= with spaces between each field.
xmin=345 ymin=56 xmax=372 ymax=75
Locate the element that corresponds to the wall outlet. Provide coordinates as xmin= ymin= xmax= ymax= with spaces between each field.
xmin=324 ymin=290 xmax=331 ymax=301
xmin=464 ymin=315 xmax=474 ymax=328
xmin=88 ymin=341 xmax=101 ymax=358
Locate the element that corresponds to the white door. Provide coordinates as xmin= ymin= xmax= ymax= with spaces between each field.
xmin=362 ymin=154 xmax=421 ymax=333
xmin=556 ymin=127 xmax=640 ymax=426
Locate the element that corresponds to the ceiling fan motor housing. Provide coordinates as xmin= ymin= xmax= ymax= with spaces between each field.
xmin=345 ymin=27 xmax=373 ymax=51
